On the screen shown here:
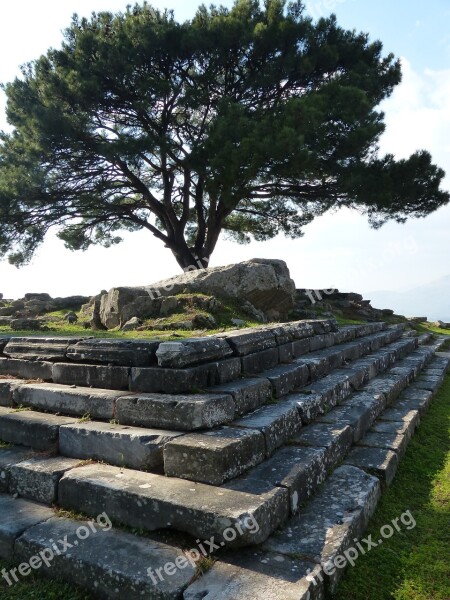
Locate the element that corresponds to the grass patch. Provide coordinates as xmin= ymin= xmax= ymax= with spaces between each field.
xmin=333 ymin=375 xmax=450 ymax=600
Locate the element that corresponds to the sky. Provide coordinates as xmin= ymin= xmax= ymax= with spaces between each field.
xmin=0 ymin=0 xmax=449 ymax=303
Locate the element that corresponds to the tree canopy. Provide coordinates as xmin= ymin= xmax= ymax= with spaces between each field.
xmin=0 ymin=0 xmax=448 ymax=270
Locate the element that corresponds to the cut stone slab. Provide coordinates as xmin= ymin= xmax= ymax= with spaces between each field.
xmin=0 ymin=494 xmax=54 ymax=559
xmin=184 ymin=551 xmax=324 ymax=600
xmin=66 ymin=338 xmax=160 ymax=367
xmin=210 ymin=377 xmax=272 ymax=416
xmin=10 ymin=456 xmax=81 ymax=504
xmin=309 ymin=333 xmax=336 ymax=351
xmin=15 ymin=516 xmax=196 ymax=600
xmin=241 ymin=348 xmax=279 ymax=374
xmin=233 ymin=402 xmax=302 ymax=456
xmin=130 ymin=358 xmax=241 ymax=394
xmin=228 ymin=446 xmax=327 ymax=514
xmin=52 ymin=363 xmax=130 ymax=390
xmin=116 ymin=393 xmax=235 ymax=431
xmin=290 ymin=423 xmax=353 ymax=473
xmin=0 ymin=357 xmax=52 ymax=381
xmin=264 ymin=363 xmax=309 ymax=398
xmin=318 ymin=391 xmax=386 ymax=443
xmin=357 ymin=431 xmax=408 ymax=458
xmin=345 ymin=446 xmax=399 ymax=487
xmin=379 ymin=405 xmax=420 ymax=428
xmin=13 ymin=383 xmax=128 ymax=420
xmin=0 ymin=446 xmax=35 ymax=493
xmin=371 ymin=418 xmax=416 ymax=443
xmin=263 ymin=465 xmax=381 ymax=593
xmin=0 ymin=407 xmax=77 ymax=451
xmin=60 ymin=421 xmax=183 ymax=471
xmin=395 ymin=388 xmax=433 ymax=416
xmin=413 ymin=376 xmax=445 ymax=395
xmin=3 ymin=337 xmax=83 ymax=362
xmin=156 ymin=337 xmax=233 ymax=368
xmin=364 ymin=373 xmax=408 ymax=406
xmin=58 ymin=464 xmax=288 ymax=546
xmin=292 ymin=338 xmax=311 ymax=358
xmin=164 ymin=427 xmax=265 ymax=485
xmin=0 ymin=378 xmax=20 ymax=407
xmin=218 ymin=329 xmax=277 ymax=356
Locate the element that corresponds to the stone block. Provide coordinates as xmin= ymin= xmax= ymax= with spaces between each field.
xmin=164 ymin=427 xmax=265 ymax=485
xmin=0 ymin=357 xmax=52 ymax=381
xmin=344 ymin=446 xmax=399 ymax=487
xmin=0 ymin=495 xmax=54 ymax=559
xmin=264 ymin=363 xmax=309 ymax=398
xmin=210 ymin=378 xmax=272 ymax=416
xmin=13 ymin=383 xmax=127 ymax=420
xmin=218 ymin=329 xmax=277 ymax=356
xmin=0 ymin=407 xmax=77 ymax=451
xmin=67 ymin=338 xmax=160 ymax=367
xmin=263 ymin=465 xmax=381 ymax=593
xmin=58 ymin=464 xmax=288 ymax=546
xmin=15 ymin=516 xmax=195 ymax=600
xmin=234 ymin=402 xmax=302 ymax=455
xmin=0 ymin=446 xmax=35 ymax=493
xmin=52 ymin=363 xmax=130 ymax=390
xmin=291 ymin=423 xmax=353 ymax=472
xmin=241 ymin=348 xmax=279 ymax=374
xmin=10 ymin=456 xmax=81 ymax=504
xmin=116 ymin=393 xmax=235 ymax=430
xmin=60 ymin=421 xmax=183 ymax=471
xmin=156 ymin=337 xmax=233 ymax=368
xmin=184 ymin=551 xmax=324 ymax=600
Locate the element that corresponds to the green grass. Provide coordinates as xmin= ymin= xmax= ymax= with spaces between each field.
xmin=333 ymin=374 xmax=450 ymax=600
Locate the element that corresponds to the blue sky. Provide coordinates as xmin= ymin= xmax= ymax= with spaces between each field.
xmin=0 ymin=0 xmax=449 ymax=304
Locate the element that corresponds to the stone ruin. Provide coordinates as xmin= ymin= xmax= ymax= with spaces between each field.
xmin=0 ymin=261 xmax=449 ymax=598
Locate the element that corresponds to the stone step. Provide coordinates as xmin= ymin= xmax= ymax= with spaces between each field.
xmin=0 ymin=322 xmax=394 ymax=395
xmin=162 ymin=337 xmax=425 ymax=486
xmin=0 ymin=492 xmax=195 ymax=600
xmin=57 ymin=463 xmax=288 ymax=546
xmin=0 ymin=326 xmax=406 ymax=434
xmin=0 ymin=408 xmax=78 ymax=451
xmin=262 ymin=465 xmax=381 ymax=593
xmin=59 ymin=421 xmax=184 ymax=471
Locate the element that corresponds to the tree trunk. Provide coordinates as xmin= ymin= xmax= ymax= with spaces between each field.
xmin=169 ymin=242 xmax=210 ymax=272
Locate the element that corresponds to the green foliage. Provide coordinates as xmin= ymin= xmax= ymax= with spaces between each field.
xmin=0 ymin=0 xmax=448 ymax=269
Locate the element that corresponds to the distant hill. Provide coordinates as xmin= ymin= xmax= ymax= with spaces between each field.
xmin=366 ymin=275 xmax=450 ymax=322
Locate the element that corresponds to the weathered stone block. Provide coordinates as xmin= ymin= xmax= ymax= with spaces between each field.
xmin=0 ymin=407 xmax=77 ymax=451
xmin=234 ymin=402 xmax=302 ymax=456
xmin=3 ymin=337 xmax=83 ymax=362
xmin=345 ymin=446 xmax=399 ymax=487
xmin=263 ymin=465 xmax=381 ymax=593
xmin=116 ymin=393 xmax=235 ymax=430
xmin=291 ymin=423 xmax=353 ymax=472
xmin=67 ymin=338 xmax=159 ymax=367
xmin=15 ymin=516 xmax=195 ymax=600
xmin=264 ymin=363 xmax=309 ymax=398
xmin=156 ymin=337 xmax=232 ymax=368
xmin=58 ymin=464 xmax=288 ymax=546
xmin=164 ymin=427 xmax=265 ymax=485
xmin=0 ymin=357 xmax=52 ymax=381
xmin=0 ymin=446 xmax=34 ymax=493
xmin=60 ymin=421 xmax=183 ymax=471
xmin=210 ymin=378 xmax=272 ymax=416
xmin=0 ymin=495 xmax=54 ymax=559
xmin=13 ymin=383 xmax=127 ymax=420
xmin=184 ymin=551 xmax=324 ymax=600
xmin=52 ymin=363 xmax=130 ymax=390
xmin=219 ymin=329 xmax=277 ymax=356
xmin=0 ymin=378 xmax=20 ymax=407
xmin=241 ymin=348 xmax=279 ymax=374
xmin=10 ymin=456 xmax=81 ymax=504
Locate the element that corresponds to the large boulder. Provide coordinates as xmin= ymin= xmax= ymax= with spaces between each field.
xmin=98 ymin=259 xmax=295 ymax=329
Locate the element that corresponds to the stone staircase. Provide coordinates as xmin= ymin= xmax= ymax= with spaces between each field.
xmin=0 ymin=321 xmax=448 ymax=599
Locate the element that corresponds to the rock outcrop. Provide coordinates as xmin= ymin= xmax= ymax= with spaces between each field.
xmin=96 ymin=259 xmax=296 ymax=329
